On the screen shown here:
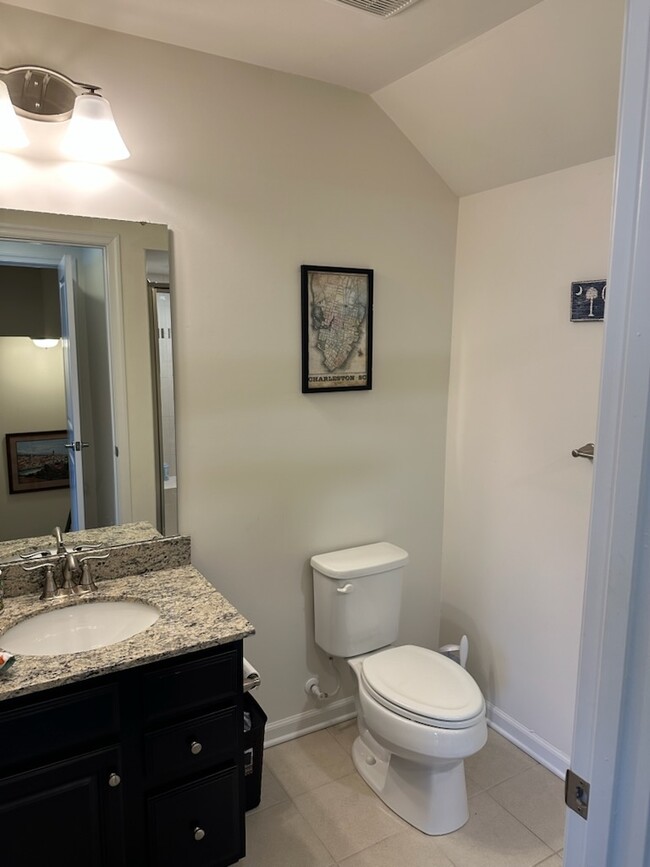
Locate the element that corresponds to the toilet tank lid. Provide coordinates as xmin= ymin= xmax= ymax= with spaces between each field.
xmin=310 ymin=542 xmax=409 ymax=579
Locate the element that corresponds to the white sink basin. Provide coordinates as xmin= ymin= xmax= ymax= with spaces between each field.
xmin=0 ymin=600 xmax=160 ymax=656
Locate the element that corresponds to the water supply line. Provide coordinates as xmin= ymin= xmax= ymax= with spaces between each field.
xmin=305 ymin=656 xmax=341 ymax=701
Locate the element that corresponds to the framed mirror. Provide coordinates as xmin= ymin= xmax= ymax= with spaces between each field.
xmin=0 ymin=209 xmax=177 ymax=545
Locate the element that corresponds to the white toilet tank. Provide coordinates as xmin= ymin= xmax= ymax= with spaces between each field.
xmin=311 ymin=542 xmax=409 ymax=658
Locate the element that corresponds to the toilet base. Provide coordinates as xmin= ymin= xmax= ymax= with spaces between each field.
xmin=352 ymin=732 xmax=469 ymax=836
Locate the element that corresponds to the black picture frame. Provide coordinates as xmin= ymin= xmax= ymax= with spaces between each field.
xmin=571 ymin=279 xmax=606 ymax=322
xmin=301 ymin=265 xmax=373 ymax=393
xmin=5 ymin=430 xmax=70 ymax=494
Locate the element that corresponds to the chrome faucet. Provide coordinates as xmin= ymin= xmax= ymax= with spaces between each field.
xmin=22 ymin=550 xmax=108 ymax=600
xmin=18 ymin=526 xmax=103 ymax=562
xmin=61 ymin=552 xmax=81 ymax=595
xmin=53 ymin=526 xmax=67 ymax=555
xmin=24 ymin=553 xmax=80 ymax=598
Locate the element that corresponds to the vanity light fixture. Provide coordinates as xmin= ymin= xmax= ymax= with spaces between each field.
xmin=0 ymin=65 xmax=129 ymax=163
xmin=0 ymin=80 xmax=29 ymax=150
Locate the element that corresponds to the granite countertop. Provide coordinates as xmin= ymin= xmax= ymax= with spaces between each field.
xmin=0 ymin=565 xmax=255 ymax=702
xmin=0 ymin=522 xmax=161 ymax=563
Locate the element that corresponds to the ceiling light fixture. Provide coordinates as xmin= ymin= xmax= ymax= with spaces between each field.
xmin=31 ymin=338 xmax=61 ymax=349
xmin=0 ymin=65 xmax=129 ymax=162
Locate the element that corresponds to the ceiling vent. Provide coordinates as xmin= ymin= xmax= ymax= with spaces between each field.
xmin=333 ymin=0 xmax=423 ymax=18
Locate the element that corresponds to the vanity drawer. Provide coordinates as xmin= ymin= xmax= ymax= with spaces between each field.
xmin=144 ymin=706 xmax=239 ymax=786
xmin=147 ymin=766 xmax=243 ymax=867
xmin=141 ymin=648 xmax=239 ymax=723
xmin=0 ymin=683 xmax=120 ymax=774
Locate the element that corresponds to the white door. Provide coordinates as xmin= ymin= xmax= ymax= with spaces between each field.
xmin=58 ymin=254 xmax=86 ymax=530
xmin=564 ymin=0 xmax=650 ymax=862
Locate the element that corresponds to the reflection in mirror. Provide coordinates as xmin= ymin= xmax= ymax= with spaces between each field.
xmin=0 ymin=210 xmax=177 ymax=544
xmin=147 ymin=249 xmax=178 ymax=535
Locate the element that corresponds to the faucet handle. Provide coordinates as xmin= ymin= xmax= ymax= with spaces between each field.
xmin=75 ymin=552 xmax=109 ymax=594
xmin=22 ymin=562 xmax=58 ymax=599
xmin=23 ymin=561 xmax=54 ymax=572
xmin=41 ymin=566 xmax=58 ymax=600
xmin=78 ymin=552 xmax=109 ymax=562
xmin=76 ymin=559 xmax=103 ymax=593
xmin=73 ymin=542 xmax=103 ymax=553
xmin=18 ymin=549 xmax=54 ymax=560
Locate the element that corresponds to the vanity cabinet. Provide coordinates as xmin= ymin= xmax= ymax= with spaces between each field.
xmin=0 ymin=746 xmax=126 ymax=867
xmin=0 ymin=641 xmax=245 ymax=867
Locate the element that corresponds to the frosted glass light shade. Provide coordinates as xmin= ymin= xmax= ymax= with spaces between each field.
xmin=0 ymin=80 xmax=29 ymax=150
xmin=32 ymin=338 xmax=60 ymax=349
xmin=61 ymin=93 xmax=129 ymax=162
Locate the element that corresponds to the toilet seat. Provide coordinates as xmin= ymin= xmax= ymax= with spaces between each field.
xmin=360 ymin=645 xmax=485 ymax=730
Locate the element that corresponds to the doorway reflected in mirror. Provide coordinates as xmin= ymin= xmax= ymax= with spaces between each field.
xmin=0 ymin=210 xmax=177 ymax=543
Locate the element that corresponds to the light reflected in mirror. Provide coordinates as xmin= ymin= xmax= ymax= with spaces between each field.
xmin=0 ymin=209 xmax=177 ymax=545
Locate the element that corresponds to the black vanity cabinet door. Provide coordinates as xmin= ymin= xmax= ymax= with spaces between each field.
xmin=147 ymin=766 xmax=242 ymax=867
xmin=0 ymin=745 xmax=125 ymax=867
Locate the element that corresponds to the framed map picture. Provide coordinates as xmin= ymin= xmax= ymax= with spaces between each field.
xmin=301 ymin=265 xmax=373 ymax=393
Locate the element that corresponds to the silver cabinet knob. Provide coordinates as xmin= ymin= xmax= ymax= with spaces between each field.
xmin=190 ymin=740 xmax=203 ymax=755
xmin=193 ymin=826 xmax=206 ymax=842
xmin=108 ymin=772 xmax=121 ymax=787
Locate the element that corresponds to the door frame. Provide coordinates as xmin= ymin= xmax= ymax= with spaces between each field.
xmin=57 ymin=253 xmax=87 ymax=529
xmin=565 ymin=0 xmax=650 ymax=861
xmin=0 ymin=224 xmax=133 ymax=525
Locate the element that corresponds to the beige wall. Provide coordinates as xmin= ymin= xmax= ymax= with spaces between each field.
xmin=0 ymin=266 xmax=60 ymax=338
xmin=0 ymin=4 xmax=458 ymax=724
xmin=373 ymin=0 xmax=624 ymax=196
xmin=0 ymin=338 xmax=69 ymax=539
xmin=442 ymin=157 xmax=613 ymax=761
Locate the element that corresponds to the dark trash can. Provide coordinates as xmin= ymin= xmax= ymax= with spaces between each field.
xmin=243 ymin=693 xmax=267 ymax=811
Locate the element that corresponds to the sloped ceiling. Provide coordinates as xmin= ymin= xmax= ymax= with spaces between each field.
xmin=0 ymin=0 xmax=544 ymax=93
xmin=373 ymin=0 xmax=625 ymax=195
xmin=1 ymin=0 xmax=626 ymax=195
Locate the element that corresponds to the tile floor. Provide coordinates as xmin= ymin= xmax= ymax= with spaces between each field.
xmin=241 ymin=722 xmax=565 ymax=867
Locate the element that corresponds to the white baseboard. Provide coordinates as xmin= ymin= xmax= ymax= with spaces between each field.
xmin=263 ymin=696 xmax=569 ymax=781
xmin=486 ymin=702 xmax=569 ymax=779
xmin=264 ymin=697 xmax=357 ymax=748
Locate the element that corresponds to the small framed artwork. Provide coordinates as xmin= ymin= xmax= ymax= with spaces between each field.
xmin=571 ymin=279 xmax=606 ymax=322
xmin=5 ymin=430 xmax=70 ymax=494
xmin=301 ymin=265 xmax=373 ymax=393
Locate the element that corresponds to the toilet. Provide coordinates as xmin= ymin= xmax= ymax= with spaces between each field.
xmin=311 ymin=542 xmax=487 ymax=836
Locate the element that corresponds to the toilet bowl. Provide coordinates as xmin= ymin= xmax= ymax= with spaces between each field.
xmin=311 ymin=542 xmax=487 ymax=836
xmin=348 ymin=646 xmax=487 ymax=835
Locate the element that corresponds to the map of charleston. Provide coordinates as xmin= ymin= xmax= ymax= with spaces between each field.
xmin=309 ymin=272 xmax=367 ymax=373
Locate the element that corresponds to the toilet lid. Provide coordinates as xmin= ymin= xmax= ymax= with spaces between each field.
xmin=361 ymin=645 xmax=485 ymax=729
